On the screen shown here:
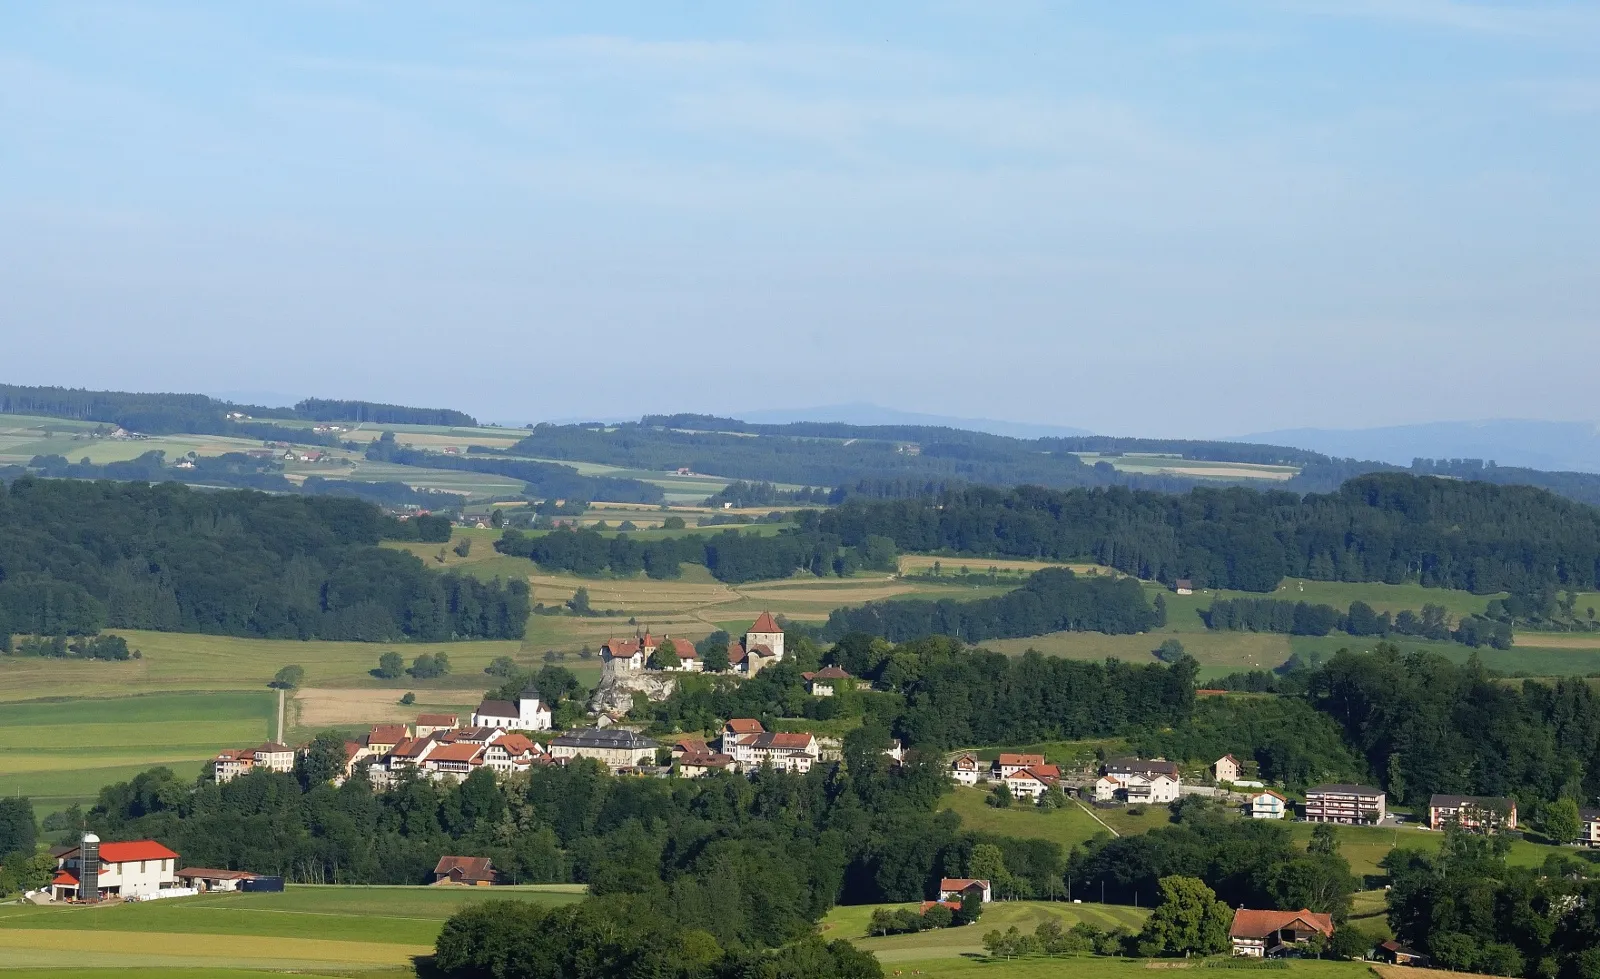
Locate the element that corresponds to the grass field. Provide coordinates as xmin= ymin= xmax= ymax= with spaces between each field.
xmin=0 ymin=884 xmax=582 ymax=973
xmin=821 ymin=899 xmax=1149 ymax=962
xmin=848 ymin=955 xmax=1374 ymax=979
xmin=940 ymin=787 xmax=1175 ymax=851
xmin=1076 ymin=452 xmax=1301 ymax=483
xmin=0 ymin=691 xmax=276 ymax=816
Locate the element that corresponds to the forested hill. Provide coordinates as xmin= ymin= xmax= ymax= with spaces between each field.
xmin=0 ymin=383 xmax=477 ymax=434
xmin=815 ymin=472 xmax=1600 ymax=594
xmin=0 ymin=477 xmax=525 ymax=641
xmin=505 ymin=416 xmax=1600 ymax=507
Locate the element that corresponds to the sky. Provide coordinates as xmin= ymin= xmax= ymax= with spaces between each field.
xmin=1 ymin=2 xmax=1596 ymax=437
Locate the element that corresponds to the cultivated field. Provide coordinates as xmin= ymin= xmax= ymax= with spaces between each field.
xmin=1075 ymin=452 xmax=1301 ymax=482
xmin=0 ymin=884 xmax=582 ymax=974
xmin=0 ymin=691 xmax=276 ymax=817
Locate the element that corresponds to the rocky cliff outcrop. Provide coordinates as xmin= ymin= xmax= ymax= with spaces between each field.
xmin=588 ymin=668 xmax=679 ymax=718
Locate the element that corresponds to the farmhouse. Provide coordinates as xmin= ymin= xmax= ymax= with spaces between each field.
xmin=471 ymin=686 xmax=551 ymax=732
xmin=801 ymin=666 xmax=851 ymax=696
xmin=949 ymin=753 xmax=982 ymax=785
xmin=433 ymin=856 xmax=495 ymax=886
xmin=548 ymin=728 xmax=658 ymax=770
xmin=1429 ymin=794 xmax=1517 ymax=832
xmin=1229 ymin=908 xmax=1334 ymax=958
xmin=993 ymin=753 xmax=1046 ymax=779
xmin=1303 ymin=784 xmax=1386 ymax=825
xmin=1174 ymin=579 xmax=1194 ymax=595
xmin=600 ymin=633 xmax=699 ymax=672
xmin=939 ymin=878 xmax=992 ymax=904
xmin=678 ymin=748 xmax=735 ymax=778
xmin=1213 ymin=754 xmax=1241 ymax=784
xmin=1249 ymin=791 xmax=1289 ymax=820
xmin=53 ymin=836 xmax=180 ymax=901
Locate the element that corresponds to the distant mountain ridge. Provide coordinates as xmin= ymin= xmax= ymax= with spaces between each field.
xmin=1236 ymin=419 xmax=1600 ymax=474
xmin=734 ymin=402 xmax=1095 ymax=440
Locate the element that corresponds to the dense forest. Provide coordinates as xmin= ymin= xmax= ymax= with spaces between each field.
xmin=0 ymin=383 xmax=476 ymax=434
xmin=821 ymin=568 xmax=1160 ymax=642
xmin=367 ymin=432 xmax=663 ymax=504
xmin=817 ymin=473 xmax=1600 ymax=594
xmin=494 ymin=526 xmax=899 ymax=584
xmin=0 ymin=478 xmax=523 ymax=641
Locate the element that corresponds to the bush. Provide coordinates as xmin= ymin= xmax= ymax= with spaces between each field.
xmin=408 ymin=652 xmax=451 ymax=680
xmin=400 ymin=692 xmax=415 ymax=705
xmin=269 ymin=665 xmax=304 ymax=689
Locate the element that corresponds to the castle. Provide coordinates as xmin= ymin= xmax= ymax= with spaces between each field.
xmin=601 ymin=612 xmax=786 ymax=675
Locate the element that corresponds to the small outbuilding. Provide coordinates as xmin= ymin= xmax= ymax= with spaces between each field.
xmin=433 ymin=855 xmax=495 ymax=886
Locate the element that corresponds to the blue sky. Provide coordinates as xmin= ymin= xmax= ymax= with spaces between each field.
xmin=2 ymin=2 xmax=1596 ymax=435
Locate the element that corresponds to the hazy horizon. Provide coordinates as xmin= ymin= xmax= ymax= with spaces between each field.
xmin=4 ymin=2 xmax=1596 ymax=438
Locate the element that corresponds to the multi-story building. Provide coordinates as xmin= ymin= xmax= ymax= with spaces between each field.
xmin=993 ymin=753 xmax=1046 ymax=779
xmin=252 ymin=742 xmax=295 ymax=774
xmin=548 ymin=728 xmax=659 ymax=770
xmin=1302 ymin=784 xmax=1386 ymax=824
xmin=1580 ymin=808 xmax=1600 ymax=846
xmin=1249 ymin=791 xmax=1288 ymax=820
xmin=950 ymin=753 xmax=982 ymax=786
xmin=1428 ymin=794 xmax=1517 ymax=832
xmin=52 ymin=836 xmax=180 ymax=901
xmin=212 ymin=748 xmax=255 ymax=783
xmin=471 ymin=686 xmax=552 ymax=732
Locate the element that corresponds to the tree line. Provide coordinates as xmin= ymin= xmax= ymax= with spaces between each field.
xmin=0 ymin=477 xmax=523 ymax=641
xmin=822 ymin=568 xmax=1161 ymax=642
xmin=366 ymin=433 xmax=664 ymax=504
xmin=494 ymin=526 xmax=899 ymax=584
xmin=0 ymin=383 xmax=475 ymax=435
xmin=816 ymin=473 xmax=1600 ymax=594
xmin=1203 ymin=597 xmax=1513 ymax=648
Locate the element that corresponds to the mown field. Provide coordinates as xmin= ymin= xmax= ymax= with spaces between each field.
xmin=821 ymin=899 xmax=1149 ymax=962
xmin=0 ymin=884 xmax=582 ymax=974
xmin=0 ymin=691 xmax=276 ymax=817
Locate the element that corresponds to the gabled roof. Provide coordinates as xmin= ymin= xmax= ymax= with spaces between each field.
xmin=1218 ymin=754 xmax=1239 ymax=764
xmin=725 ymin=718 xmax=765 ymax=735
xmin=803 ymin=666 xmax=851 ymax=681
xmin=752 ymin=732 xmax=815 ymax=751
xmin=679 ymin=749 xmax=734 ymax=768
xmin=434 ymin=855 xmax=494 ymax=882
xmin=474 ymin=700 xmax=518 ymax=718
xmin=416 ymin=713 xmax=459 ymax=727
xmin=1105 ymin=757 xmax=1179 ymax=777
xmin=493 ymin=734 xmax=538 ymax=756
xmin=1007 ymin=765 xmax=1060 ymax=783
xmin=1229 ymin=908 xmax=1333 ymax=940
xmin=749 ymin=611 xmax=782 ymax=634
xmin=177 ymin=867 xmax=258 ymax=880
xmin=661 ymin=637 xmax=697 ymax=657
xmin=1254 ymin=790 xmax=1288 ymax=802
xmin=427 ymin=743 xmax=485 ymax=764
xmin=940 ymin=878 xmax=990 ymax=892
xmin=256 ymin=742 xmax=291 ymax=753
xmin=996 ymin=753 xmax=1045 ymax=767
xmin=603 ymin=637 xmax=643 ymax=657
xmin=52 ymin=870 xmax=79 ymax=886
xmin=368 ymin=724 xmax=408 ymax=744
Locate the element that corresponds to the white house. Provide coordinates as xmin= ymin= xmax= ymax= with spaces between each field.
xmin=1124 ymin=773 xmax=1181 ymax=805
xmin=253 ymin=742 xmax=295 ymax=773
xmin=53 ymin=836 xmax=180 ymax=901
xmin=1003 ymin=765 xmax=1060 ymax=802
xmin=801 ymin=666 xmax=851 ymax=696
xmin=471 ymin=686 xmax=552 ymax=731
xmin=1581 ymin=808 xmax=1600 ymax=846
xmin=1093 ymin=775 xmax=1123 ymax=802
xmin=483 ymin=734 xmax=543 ymax=773
xmin=1214 ymin=754 xmax=1241 ymax=784
xmin=1250 ymin=791 xmax=1289 ymax=820
xmin=727 ymin=732 xmax=821 ymax=773
xmin=939 ymin=877 xmax=992 ymax=904
xmin=950 ymin=753 xmax=982 ymax=786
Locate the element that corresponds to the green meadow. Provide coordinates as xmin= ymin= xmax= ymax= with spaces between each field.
xmin=0 ymin=691 xmax=275 ymax=817
xmin=0 ymin=884 xmax=582 ymax=973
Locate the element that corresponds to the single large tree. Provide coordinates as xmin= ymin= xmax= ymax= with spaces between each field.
xmin=1137 ymin=875 xmax=1233 ymax=957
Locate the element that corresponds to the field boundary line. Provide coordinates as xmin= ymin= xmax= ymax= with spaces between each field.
xmin=1074 ymin=799 xmax=1119 ymax=837
xmin=181 ymin=902 xmax=448 ymax=923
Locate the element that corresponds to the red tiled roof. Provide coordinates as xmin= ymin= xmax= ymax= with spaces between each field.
xmin=807 ymin=666 xmax=850 ymax=680
xmin=256 ymin=742 xmax=291 ymax=753
xmin=416 ymin=714 xmax=458 ymax=727
xmin=1007 ymin=766 xmax=1059 ymax=784
xmin=53 ymin=870 xmax=79 ymax=886
xmin=749 ymin=611 xmax=781 ymax=634
xmin=427 ymin=743 xmax=485 ymax=764
xmin=604 ymin=637 xmax=643 ymax=657
xmin=997 ymin=753 xmax=1045 ymax=767
xmin=177 ymin=867 xmax=257 ymax=880
xmin=663 ymin=637 xmax=697 ymax=657
xmin=759 ymin=732 xmax=814 ymax=750
xmin=726 ymin=718 xmax=764 ymax=735
xmin=940 ymin=878 xmax=990 ymax=892
xmin=747 ymin=643 xmax=775 ymax=658
xmin=1229 ymin=909 xmax=1334 ymax=940
xmin=88 ymin=841 xmax=179 ymax=863
xmin=495 ymin=734 xmax=537 ymax=755
xmin=369 ymin=725 xmax=408 ymax=744
xmin=921 ymin=900 xmax=961 ymax=913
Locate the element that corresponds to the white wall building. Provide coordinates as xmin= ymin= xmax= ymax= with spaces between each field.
xmin=53 ymin=837 xmax=180 ymax=900
xmin=471 ymin=687 xmax=551 ymax=731
xmin=1250 ymin=791 xmax=1289 ymax=820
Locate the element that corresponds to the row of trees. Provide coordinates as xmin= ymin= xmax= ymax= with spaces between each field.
xmin=494 ymin=526 xmax=899 ymax=584
xmin=0 ymin=478 xmax=525 ymax=640
xmin=821 ymin=568 xmax=1161 ymax=642
xmin=815 ymin=473 xmax=1600 ymax=594
xmin=1 ymin=633 xmax=135 ymax=660
xmin=1203 ymin=598 xmax=1514 ymax=648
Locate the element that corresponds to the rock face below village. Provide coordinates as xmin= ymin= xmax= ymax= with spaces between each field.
xmin=588 ymin=669 xmax=679 ymax=718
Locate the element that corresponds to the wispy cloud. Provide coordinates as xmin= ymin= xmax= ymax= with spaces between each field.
xmin=1283 ymin=0 xmax=1600 ymax=40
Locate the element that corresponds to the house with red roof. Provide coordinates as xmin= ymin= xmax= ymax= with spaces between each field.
xmin=414 ymin=714 xmax=459 ymax=737
xmin=1249 ymin=790 xmax=1289 ymax=820
xmin=1229 ymin=908 xmax=1334 ymax=957
xmin=950 ymin=753 xmax=982 ymax=786
xmin=484 ymin=734 xmax=543 ymax=773
xmin=678 ymin=748 xmax=736 ymax=778
xmin=727 ymin=731 xmax=821 ymax=773
xmin=1003 ymin=765 xmax=1061 ymax=801
xmin=212 ymin=747 xmax=256 ymax=784
xmin=726 ymin=612 xmax=786 ymax=675
xmin=53 ymin=836 xmax=180 ymax=900
xmin=422 ymin=742 xmax=488 ymax=781
xmin=939 ymin=878 xmax=992 ymax=904
xmin=801 ymin=666 xmax=852 ymax=696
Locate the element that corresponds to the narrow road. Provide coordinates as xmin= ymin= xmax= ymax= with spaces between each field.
xmin=1074 ymin=798 xmax=1120 ymax=837
xmin=276 ymin=688 xmax=286 ymax=743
